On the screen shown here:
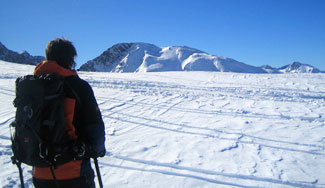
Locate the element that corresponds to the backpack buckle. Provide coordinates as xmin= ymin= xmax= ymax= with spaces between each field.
xmin=72 ymin=142 xmax=86 ymax=158
xmin=39 ymin=143 xmax=48 ymax=159
xmin=23 ymin=105 xmax=33 ymax=119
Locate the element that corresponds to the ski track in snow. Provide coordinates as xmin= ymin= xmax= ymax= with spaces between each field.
xmin=102 ymin=110 xmax=324 ymax=156
xmin=0 ymin=61 xmax=325 ymax=188
xmin=102 ymin=154 xmax=320 ymax=188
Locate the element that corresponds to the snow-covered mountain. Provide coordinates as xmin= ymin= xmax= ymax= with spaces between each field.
xmin=261 ymin=62 xmax=323 ymax=73
xmin=260 ymin=65 xmax=280 ymax=73
xmin=1 ymin=41 xmax=323 ymax=74
xmin=79 ymin=43 xmax=267 ymax=73
xmin=278 ymin=61 xmax=321 ymax=73
xmin=0 ymin=42 xmax=45 ymax=65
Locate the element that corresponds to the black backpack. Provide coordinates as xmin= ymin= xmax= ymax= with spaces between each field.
xmin=10 ymin=73 xmax=103 ymax=188
xmin=10 ymin=73 xmax=85 ymax=187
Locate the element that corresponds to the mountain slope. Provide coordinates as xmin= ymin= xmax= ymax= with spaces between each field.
xmin=79 ymin=43 xmax=267 ymax=73
xmin=278 ymin=61 xmax=321 ymax=73
xmin=0 ymin=42 xmax=45 ymax=65
xmin=260 ymin=65 xmax=280 ymax=73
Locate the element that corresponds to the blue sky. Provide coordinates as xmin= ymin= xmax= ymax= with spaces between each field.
xmin=1 ymin=0 xmax=324 ymax=70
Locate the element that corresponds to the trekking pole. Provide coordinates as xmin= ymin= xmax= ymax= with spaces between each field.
xmin=17 ymin=162 xmax=25 ymax=188
xmin=94 ymin=158 xmax=103 ymax=188
xmin=11 ymin=157 xmax=25 ymax=188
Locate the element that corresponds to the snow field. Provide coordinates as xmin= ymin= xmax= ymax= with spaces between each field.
xmin=0 ymin=60 xmax=324 ymax=187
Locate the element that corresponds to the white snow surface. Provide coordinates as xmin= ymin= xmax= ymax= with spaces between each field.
xmin=0 ymin=60 xmax=325 ymax=188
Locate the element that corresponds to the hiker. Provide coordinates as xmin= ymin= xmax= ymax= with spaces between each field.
xmin=32 ymin=38 xmax=106 ymax=188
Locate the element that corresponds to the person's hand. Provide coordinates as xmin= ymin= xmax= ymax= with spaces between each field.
xmin=88 ymin=144 xmax=106 ymax=158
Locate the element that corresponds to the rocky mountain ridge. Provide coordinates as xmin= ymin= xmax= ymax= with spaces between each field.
xmin=0 ymin=42 xmax=45 ymax=65
xmin=278 ymin=62 xmax=321 ymax=73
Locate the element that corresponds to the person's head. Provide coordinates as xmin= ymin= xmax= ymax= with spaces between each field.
xmin=46 ymin=38 xmax=77 ymax=69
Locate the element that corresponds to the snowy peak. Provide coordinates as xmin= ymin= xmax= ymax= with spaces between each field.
xmin=278 ymin=62 xmax=321 ymax=73
xmin=79 ymin=42 xmax=267 ymax=73
xmin=260 ymin=65 xmax=280 ymax=73
xmin=0 ymin=41 xmax=45 ymax=65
